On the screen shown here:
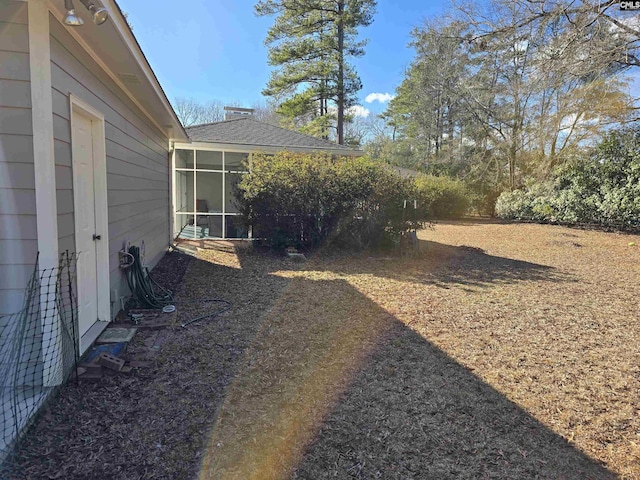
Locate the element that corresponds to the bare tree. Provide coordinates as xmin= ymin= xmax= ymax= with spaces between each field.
xmin=383 ymin=0 xmax=636 ymax=193
xmin=458 ymin=0 xmax=640 ymax=73
xmin=251 ymin=100 xmax=282 ymax=126
xmin=452 ymin=0 xmax=638 ymax=186
xmin=172 ymin=98 xmax=226 ymax=127
xmin=345 ymin=114 xmax=392 ymax=148
xmin=173 ymin=98 xmax=201 ymax=127
xmin=199 ymin=100 xmax=226 ymax=124
xmin=173 ymin=97 xmax=283 ymax=127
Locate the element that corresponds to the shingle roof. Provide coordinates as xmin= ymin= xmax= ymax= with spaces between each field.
xmin=186 ymin=117 xmax=359 ymax=153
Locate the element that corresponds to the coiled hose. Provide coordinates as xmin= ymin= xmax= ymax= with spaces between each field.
xmin=125 ymin=245 xmax=232 ymax=327
xmin=125 ymin=245 xmax=174 ymax=309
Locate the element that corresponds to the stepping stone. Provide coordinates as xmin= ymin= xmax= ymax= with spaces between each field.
xmin=96 ymin=327 xmax=137 ymax=344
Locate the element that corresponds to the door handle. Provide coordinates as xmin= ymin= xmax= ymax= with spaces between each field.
xmin=93 ymin=234 xmax=102 ymax=241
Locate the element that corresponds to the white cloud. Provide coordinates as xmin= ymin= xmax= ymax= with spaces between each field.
xmin=348 ymin=105 xmax=370 ymax=118
xmin=365 ymin=92 xmax=395 ymax=104
xmin=328 ymin=105 xmax=370 ymax=117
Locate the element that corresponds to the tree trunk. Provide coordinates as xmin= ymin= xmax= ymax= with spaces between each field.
xmin=337 ymin=0 xmax=345 ymax=145
xmin=510 ymin=110 xmax=518 ymax=190
xmin=510 ymin=84 xmax=521 ymax=190
xmin=509 ymin=137 xmax=517 ymax=190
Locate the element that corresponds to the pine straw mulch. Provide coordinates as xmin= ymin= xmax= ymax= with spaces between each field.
xmin=8 ymin=221 xmax=640 ymax=479
xmin=8 ymin=248 xmax=301 ymax=479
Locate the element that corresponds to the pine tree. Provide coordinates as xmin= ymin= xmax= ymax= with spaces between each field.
xmin=255 ymin=0 xmax=376 ymax=144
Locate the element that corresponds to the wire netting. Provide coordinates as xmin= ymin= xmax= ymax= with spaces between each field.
xmin=0 ymin=251 xmax=79 ymax=471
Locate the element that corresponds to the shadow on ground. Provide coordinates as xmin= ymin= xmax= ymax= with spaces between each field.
xmin=8 ymin=250 xmax=298 ymax=480
xmin=312 ymin=239 xmax=574 ymax=290
xmin=198 ymin=256 xmax=610 ymax=479
xmin=293 ymin=298 xmax=614 ymax=479
xmin=8 ymin=244 xmax=604 ymax=479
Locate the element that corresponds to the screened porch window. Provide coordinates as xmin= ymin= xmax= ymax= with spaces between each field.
xmin=173 ymin=149 xmax=249 ymax=239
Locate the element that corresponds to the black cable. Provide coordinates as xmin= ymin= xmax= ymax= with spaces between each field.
xmin=174 ymin=299 xmax=232 ymax=328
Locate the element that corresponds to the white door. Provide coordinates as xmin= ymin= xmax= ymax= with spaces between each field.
xmin=71 ymin=100 xmax=110 ymax=352
xmin=73 ymin=112 xmax=99 ymax=338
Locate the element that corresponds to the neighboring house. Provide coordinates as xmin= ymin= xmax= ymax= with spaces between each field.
xmin=173 ymin=108 xmax=360 ymax=240
xmin=0 ymin=0 xmax=186 ymax=459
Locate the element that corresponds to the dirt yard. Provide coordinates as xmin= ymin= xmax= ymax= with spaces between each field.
xmin=9 ymin=221 xmax=640 ymax=479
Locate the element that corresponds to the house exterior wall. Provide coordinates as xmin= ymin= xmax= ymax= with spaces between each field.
xmin=0 ymin=1 xmax=36 ymax=316
xmin=49 ymin=15 xmax=171 ymax=318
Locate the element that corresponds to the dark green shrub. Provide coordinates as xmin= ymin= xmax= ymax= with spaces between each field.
xmin=496 ymin=127 xmax=640 ymax=228
xmin=468 ymin=185 xmax=503 ymax=217
xmin=414 ymin=174 xmax=470 ymax=219
xmin=495 ymin=182 xmax=556 ymax=221
xmin=331 ymin=164 xmax=426 ymax=249
xmin=235 ymin=152 xmax=429 ymax=250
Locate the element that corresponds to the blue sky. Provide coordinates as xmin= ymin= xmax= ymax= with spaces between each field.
xmin=120 ymin=1 xmax=640 ymax=116
xmin=119 ymin=0 xmax=451 ymax=117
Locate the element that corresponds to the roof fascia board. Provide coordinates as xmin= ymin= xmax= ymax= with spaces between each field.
xmin=104 ymin=0 xmax=187 ymax=140
xmin=175 ymin=141 xmax=362 ymax=157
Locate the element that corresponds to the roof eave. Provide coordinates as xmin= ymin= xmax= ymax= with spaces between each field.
xmin=106 ymin=0 xmax=187 ymax=141
xmin=175 ymin=140 xmax=363 ymax=157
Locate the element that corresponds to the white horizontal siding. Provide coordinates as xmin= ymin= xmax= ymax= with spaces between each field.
xmin=108 ymin=219 xmax=167 ymax=272
xmin=0 ymin=1 xmax=34 ymax=315
xmin=0 ymin=189 xmax=36 ymax=214
xmin=107 ymin=188 xmax=167 ymax=207
xmin=0 ymin=265 xmax=33 ymax=290
xmin=49 ymin=14 xmax=170 ymax=318
xmin=0 ymin=50 xmax=30 ymax=81
xmin=0 ymin=290 xmax=26 ymax=315
xmin=0 ymin=214 xmax=37 ymax=240
xmin=0 ymin=163 xmax=35 ymax=189
xmin=0 ymin=133 xmax=33 ymax=164
xmin=0 ymin=106 xmax=31 ymax=135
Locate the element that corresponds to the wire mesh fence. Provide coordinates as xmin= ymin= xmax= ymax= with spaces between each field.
xmin=0 ymin=251 xmax=79 ymax=472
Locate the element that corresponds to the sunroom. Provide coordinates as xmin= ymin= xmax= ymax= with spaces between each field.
xmin=171 ymin=108 xmax=360 ymax=240
xmin=173 ymin=146 xmax=251 ymax=240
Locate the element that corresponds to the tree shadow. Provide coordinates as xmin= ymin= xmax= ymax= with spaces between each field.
xmin=431 ymin=218 xmax=507 ymax=227
xmin=308 ymin=239 xmax=574 ymax=291
xmin=295 ymin=307 xmax=614 ymax=479
xmin=195 ymin=273 xmax=614 ymax=479
xmin=8 ymin=248 xmax=610 ymax=480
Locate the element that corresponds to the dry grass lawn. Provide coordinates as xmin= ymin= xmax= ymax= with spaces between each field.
xmin=200 ymin=220 xmax=640 ymax=479
xmin=10 ymin=220 xmax=640 ymax=479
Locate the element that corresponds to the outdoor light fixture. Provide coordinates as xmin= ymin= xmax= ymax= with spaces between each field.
xmin=63 ymin=0 xmax=84 ymax=26
xmin=79 ymin=0 xmax=109 ymax=25
xmin=63 ymin=0 xmax=109 ymax=26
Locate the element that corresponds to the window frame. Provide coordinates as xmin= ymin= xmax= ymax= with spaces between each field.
xmin=173 ymin=147 xmax=250 ymax=240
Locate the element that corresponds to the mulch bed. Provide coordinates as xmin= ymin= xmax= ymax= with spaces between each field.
xmin=7 ymin=248 xmax=300 ymax=479
xmin=7 ymin=221 xmax=640 ymax=479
